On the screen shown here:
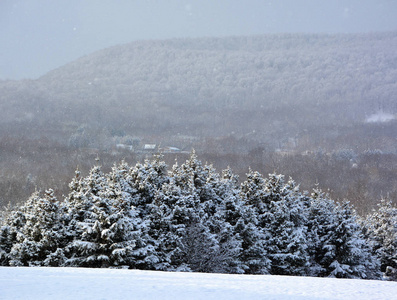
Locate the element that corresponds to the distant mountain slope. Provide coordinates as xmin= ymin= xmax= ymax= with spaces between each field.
xmin=1 ymin=32 xmax=397 ymax=150
xmin=1 ymin=33 xmax=397 ymax=210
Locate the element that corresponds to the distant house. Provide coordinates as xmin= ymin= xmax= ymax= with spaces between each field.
xmin=116 ymin=144 xmax=133 ymax=151
xmin=143 ymin=144 xmax=157 ymax=151
xmin=301 ymin=150 xmax=313 ymax=156
xmin=275 ymin=149 xmax=294 ymax=156
xmin=161 ymin=146 xmax=181 ymax=153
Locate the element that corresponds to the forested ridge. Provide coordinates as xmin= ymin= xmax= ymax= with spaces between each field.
xmin=1 ymin=32 xmax=397 ymax=214
xmin=1 ymin=154 xmax=396 ymax=280
xmin=1 ymin=32 xmax=397 ymax=144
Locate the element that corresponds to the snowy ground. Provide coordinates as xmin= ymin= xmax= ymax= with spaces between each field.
xmin=1 ymin=267 xmax=396 ymax=300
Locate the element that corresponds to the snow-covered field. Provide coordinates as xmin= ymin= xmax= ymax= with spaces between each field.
xmin=1 ymin=267 xmax=396 ymax=300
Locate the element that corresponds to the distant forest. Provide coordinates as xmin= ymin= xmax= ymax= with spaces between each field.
xmin=0 ymin=32 xmax=397 ymax=212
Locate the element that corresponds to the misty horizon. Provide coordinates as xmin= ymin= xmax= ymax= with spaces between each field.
xmin=1 ymin=0 xmax=397 ymax=80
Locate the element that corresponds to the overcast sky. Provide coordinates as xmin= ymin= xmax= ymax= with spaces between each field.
xmin=1 ymin=0 xmax=397 ymax=80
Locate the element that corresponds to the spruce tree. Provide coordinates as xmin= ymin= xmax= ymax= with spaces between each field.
xmin=108 ymin=162 xmax=157 ymax=269
xmin=363 ymin=198 xmax=397 ymax=276
xmin=8 ymin=189 xmax=64 ymax=266
xmin=307 ymin=189 xmax=338 ymax=277
xmin=241 ymin=172 xmax=310 ymax=275
xmin=64 ymin=165 xmax=143 ymax=268
xmin=239 ymin=170 xmax=272 ymax=274
xmin=317 ymin=200 xmax=380 ymax=279
xmin=263 ymin=174 xmax=310 ymax=276
xmin=0 ymin=220 xmax=18 ymax=266
xmin=158 ymin=153 xmax=242 ymax=273
xmin=0 ymin=205 xmax=23 ymax=266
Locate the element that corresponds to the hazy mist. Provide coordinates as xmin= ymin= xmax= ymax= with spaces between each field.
xmin=1 ymin=0 xmax=397 ymax=79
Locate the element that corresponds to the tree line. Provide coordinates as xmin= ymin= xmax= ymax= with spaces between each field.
xmin=1 ymin=154 xmax=396 ymax=280
xmin=2 ymin=133 xmax=397 ymax=214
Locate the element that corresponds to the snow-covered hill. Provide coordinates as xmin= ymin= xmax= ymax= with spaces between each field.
xmin=0 ymin=267 xmax=396 ymax=300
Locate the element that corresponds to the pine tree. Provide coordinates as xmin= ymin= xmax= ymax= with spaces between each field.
xmin=263 ymin=174 xmax=310 ymax=276
xmin=7 ymin=189 xmax=65 ymax=266
xmin=210 ymin=167 xmax=245 ymax=274
xmin=0 ymin=220 xmax=18 ymax=266
xmin=64 ymin=166 xmax=115 ymax=267
xmin=107 ymin=162 xmax=157 ymax=269
xmin=155 ymin=153 xmax=242 ymax=273
xmin=158 ymin=156 xmax=204 ymax=271
xmin=239 ymin=170 xmax=272 ymax=274
xmin=307 ymin=189 xmax=337 ymax=277
xmin=127 ymin=155 xmax=169 ymax=210
xmin=234 ymin=209 xmax=270 ymax=274
xmin=0 ymin=205 xmax=22 ymax=266
xmin=363 ymin=198 xmax=397 ymax=276
xmin=317 ymin=200 xmax=380 ymax=279
xmin=64 ymin=165 xmax=143 ymax=268
xmin=241 ymin=172 xmax=310 ymax=275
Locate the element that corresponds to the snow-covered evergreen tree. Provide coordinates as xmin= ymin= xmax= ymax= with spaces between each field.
xmin=363 ymin=198 xmax=397 ymax=276
xmin=64 ymin=166 xmax=137 ymax=268
xmin=155 ymin=153 xmax=242 ymax=273
xmin=239 ymin=170 xmax=272 ymax=274
xmin=309 ymin=193 xmax=380 ymax=279
xmin=6 ymin=189 xmax=65 ymax=266
xmin=0 ymin=153 xmax=385 ymax=279
xmin=127 ymin=155 xmax=169 ymax=211
xmin=263 ymin=174 xmax=310 ymax=276
xmin=157 ymin=154 xmax=212 ymax=272
xmin=329 ymin=202 xmax=380 ymax=279
xmin=0 ymin=209 xmax=22 ymax=266
xmin=1 ymin=204 xmax=22 ymax=266
xmin=140 ymin=170 xmax=197 ymax=272
xmin=107 ymin=162 xmax=157 ymax=269
xmin=63 ymin=166 xmax=106 ymax=267
xmin=307 ymin=189 xmax=338 ymax=277
xmin=241 ymin=172 xmax=310 ymax=276
xmin=211 ymin=167 xmax=245 ymax=274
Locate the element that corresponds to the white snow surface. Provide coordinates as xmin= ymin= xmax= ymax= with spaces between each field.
xmin=1 ymin=267 xmax=396 ymax=300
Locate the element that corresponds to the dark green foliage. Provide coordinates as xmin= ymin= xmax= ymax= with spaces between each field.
xmin=0 ymin=154 xmax=387 ymax=280
xmin=322 ymin=202 xmax=379 ymax=279
xmin=308 ymin=191 xmax=380 ymax=279
xmin=241 ymin=172 xmax=310 ymax=276
xmin=362 ymin=199 xmax=397 ymax=278
xmin=63 ymin=166 xmax=141 ymax=268
xmin=2 ymin=189 xmax=65 ymax=266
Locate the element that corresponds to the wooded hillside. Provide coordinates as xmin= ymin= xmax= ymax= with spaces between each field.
xmin=1 ymin=32 xmax=397 ymax=210
xmin=2 ymin=32 xmax=397 ymax=148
